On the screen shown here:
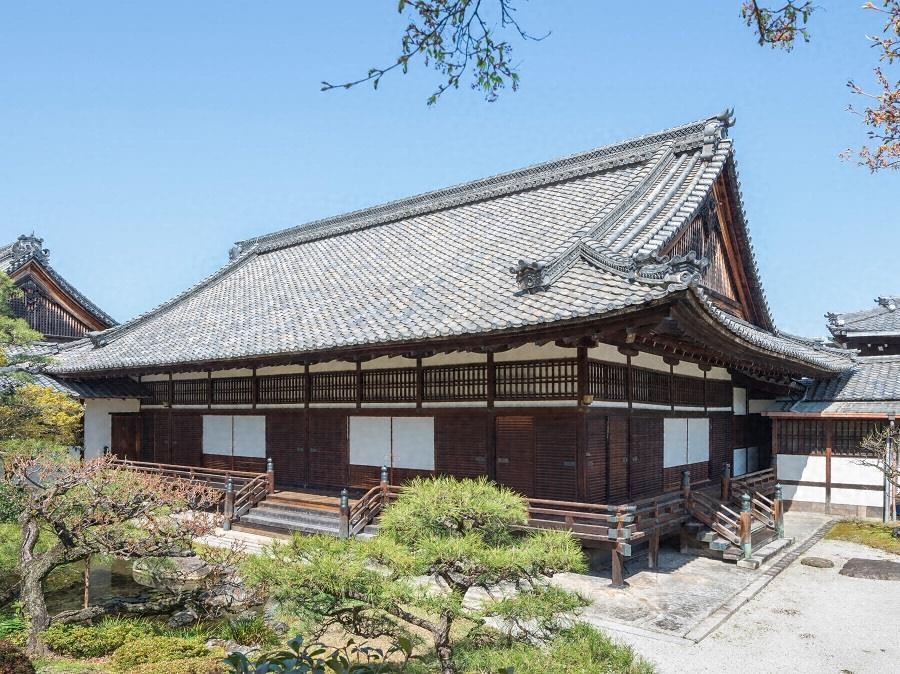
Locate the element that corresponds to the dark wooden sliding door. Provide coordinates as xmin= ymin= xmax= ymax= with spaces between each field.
xmin=267 ymin=413 xmax=307 ymax=488
xmin=308 ymin=414 xmax=348 ymax=488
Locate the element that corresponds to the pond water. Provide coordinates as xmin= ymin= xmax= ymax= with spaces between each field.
xmin=44 ymin=558 xmax=168 ymax=614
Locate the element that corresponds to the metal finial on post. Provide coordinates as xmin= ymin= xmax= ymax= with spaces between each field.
xmin=380 ymin=465 xmax=389 ymax=487
xmin=266 ymin=457 xmax=275 ymax=494
xmin=721 ymin=462 xmax=731 ymax=501
xmin=681 ymin=470 xmax=691 ymax=503
xmin=740 ymin=491 xmax=752 ymax=560
xmin=773 ymin=483 xmax=785 ymax=538
xmin=224 ymin=478 xmax=235 ymax=531
xmin=339 ymin=488 xmax=350 ymax=539
xmin=103 ymin=445 xmax=109 ymax=457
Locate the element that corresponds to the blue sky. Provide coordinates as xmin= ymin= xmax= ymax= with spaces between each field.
xmin=0 ymin=1 xmax=895 ymax=337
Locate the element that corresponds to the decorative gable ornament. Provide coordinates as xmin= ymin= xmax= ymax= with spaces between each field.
xmin=876 ymin=296 xmax=897 ymax=312
xmin=11 ymin=234 xmax=49 ymax=265
xmin=229 ymin=243 xmax=245 ymax=261
xmin=510 ymin=259 xmax=547 ymax=292
xmin=630 ymin=250 xmax=709 ymax=289
xmin=700 ymin=108 xmax=735 ymax=161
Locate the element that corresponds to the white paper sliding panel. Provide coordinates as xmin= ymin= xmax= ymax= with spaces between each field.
xmin=663 ymin=418 xmax=688 ymax=468
xmin=392 ymin=417 xmax=435 ymax=470
xmin=349 ymin=417 xmax=391 ymax=467
xmin=233 ymin=416 xmax=266 ymax=458
xmin=203 ymin=416 xmax=233 ymax=456
xmin=732 ymin=387 xmax=747 ymax=415
xmin=687 ymin=418 xmax=710 ymax=463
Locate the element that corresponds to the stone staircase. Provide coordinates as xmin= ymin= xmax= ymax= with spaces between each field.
xmin=233 ymin=493 xmax=342 ymax=537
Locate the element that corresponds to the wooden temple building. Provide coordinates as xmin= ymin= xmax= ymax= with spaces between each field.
xmin=41 ymin=113 xmax=887 ymax=568
xmin=1 ymin=233 xmax=116 ymax=341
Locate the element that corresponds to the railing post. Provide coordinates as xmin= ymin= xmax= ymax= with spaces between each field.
xmin=681 ymin=470 xmax=691 ymax=505
xmin=610 ymin=505 xmax=628 ymax=589
xmin=773 ymin=483 xmax=785 ymax=538
xmin=339 ymin=488 xmax=350 ymax=539
xmin=266 ymin=458 xmax=275 ymax=494
xmin=223 ymin=478 xmax=235 ymax=532
xmin=103 ymin=445 xmax=110 ymax=457
xmin=721 ymin=462 xmax=731 ymax=502
xmin=380 ymin=465 xmax=389 ymax=502
xmin=740 ymin=491 xmax=752 ymax=560
xmin=648 ymin=500 xmax=660 ymax=570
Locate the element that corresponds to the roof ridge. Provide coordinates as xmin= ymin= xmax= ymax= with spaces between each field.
xmin=232 ymin=118 xmax=714 ymax=256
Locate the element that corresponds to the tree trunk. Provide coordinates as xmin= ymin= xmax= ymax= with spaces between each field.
xmin=433 ymin=616 xmax=456 ymax=674
xmin=19 ymin=515 xmax=51 ymax=657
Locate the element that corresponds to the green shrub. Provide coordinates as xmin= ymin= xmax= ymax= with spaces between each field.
xmin=0 ymin=616 xmax=24 ymax=640
xmin=130 ymin=655 xmax=224 ymax=674
xmin=0 ymin=640 xmax=35 ymax=674
xmin=216 ymin=615 xmax=279 ymax=647
xmin=110 ymin=636 xmax=210 ymax=671
xmin=43 ymin=617 xmax=156 ymax=657
xmin=0 ymin=484 xmax=22 ymax=524
xmin=455 ymin=624 xmax=654 ymax=674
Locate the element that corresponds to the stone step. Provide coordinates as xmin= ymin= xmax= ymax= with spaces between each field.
xmin=238 ymin=513 xmax=340 ymax=536
xmin=749 ymin=536 xmax=794 ymax=566
xmin=252 ymin=503 xmax=340 ymax=524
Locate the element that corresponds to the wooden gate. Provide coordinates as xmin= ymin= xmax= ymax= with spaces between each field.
xmin=267 ymin=413 xmax=307 ymax=488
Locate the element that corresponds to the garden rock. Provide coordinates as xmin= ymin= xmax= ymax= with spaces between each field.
xmin=167 ymin=607 xmax=199 ymax=628
xmin=891 ymin=526 xmax=900 ymax=539
xmin=206 ymin=638 xmax=259 ymax=657
xmin=800 ymin=557 xmax=834 ymax=569
xmin=839 ymin=558 xmax=900 ymax=580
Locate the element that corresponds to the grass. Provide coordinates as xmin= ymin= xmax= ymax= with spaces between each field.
xmin=826 ymin=520 xmax=900 ymax=555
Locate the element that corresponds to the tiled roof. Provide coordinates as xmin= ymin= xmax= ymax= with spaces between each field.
xmin=1 ymin=234 xmax=117 ymax=327
xmin=787 ymin=355 xmax=900 ymax=414
xmin=826 ymin=296 xmax=900 ymax=337
xmin=0 ymin=370 xmax=147 ymax=399
xmin=48 ymin=113 xmax=843 ymax=377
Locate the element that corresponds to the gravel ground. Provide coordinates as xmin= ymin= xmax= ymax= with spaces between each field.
xmin=608 ymin=537 xmax=899 ymax=674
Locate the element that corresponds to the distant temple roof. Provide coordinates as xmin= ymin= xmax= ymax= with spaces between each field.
xmin=826 ymin=296 xmax=900 ymax=338
xmin=48 ymin=113 xmax=853 ymax=378
xmin=1 ymin=233 xmax=117 ymax=339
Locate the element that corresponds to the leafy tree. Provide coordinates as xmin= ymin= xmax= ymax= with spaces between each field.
xmin=326 ymin=1 xmax=899 ymax=171
xmin=0 ymin=448 xmax=220 ymax=656
xmin=245 ymin=476 xmax=586 ymax=674
xmin=0 ymin=273 xmax=41 ymax=361
xmin=0 ymin=384 xmax=82 ymax=447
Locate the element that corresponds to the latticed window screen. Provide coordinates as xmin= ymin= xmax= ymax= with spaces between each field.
xmin=172 ymin=379 xmax=210 ymax=405
xmin=257 ymin=374 xmax=306 ymax=404
xmin=423 ymin=364 xmax=487 ymax=401
xmin=309 ymin=371 xmax=357 ymax=402
xmin=146 ymin=381 xmax=170 ymax=406
xmin=587 ymin=361 xmax=628 ymax=401
xmin=211 ymin=377 xmax=253 ymax=405
xmin=495 ymin=359 xmax=577 ymax=400
xmin=361 ymin=368 xmax=417 ymax=402
xmin=630 ymin=367 xmax=670 ymax=405
xmin=833 ymin=420 xmax=884 ymax=457
xmin=673 ymin=375 xmax=705 ymax=406
xmin=778 ymin=420 xmax=825 ymax=455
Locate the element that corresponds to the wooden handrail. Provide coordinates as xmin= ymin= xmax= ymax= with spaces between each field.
xmin=111 ymin=458 xmax=262 ymax=479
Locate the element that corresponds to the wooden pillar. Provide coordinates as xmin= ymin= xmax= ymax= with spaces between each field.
xmin=251 ymin=367 xmax=258 ymax=409
xmin=207 ymin=370 xmax=212 ymax=409
xmin=304 ymin=363 xmax=311 ymax=488
xmin=721 ymin=462 xmax=731 ymax=501
xmin=415 ymin=357 xmax=423 ymax=409
xmin=266 ymin=457 xmax=275 ymax=494
xmin=681 ymin=469 xmax=691 ymax=504
xmin=487 ymin=352 xmax=497 ymax=481
xmin=773 ymin=483 xmax=784 ymax=538
xmin=648 ymin=500 xmax=660 ymax=570
xmin=739 ymin=492 xmax=752 ymax=560
xmin=223 ymin=478 xmax=234 ymax=531
xmin=576 ymin=346 xmax=588 ymax=501
xmin=355 ymin=361 xmax=362 ymax=409
xmin=610 ymin=504 xmax=628 ymax=588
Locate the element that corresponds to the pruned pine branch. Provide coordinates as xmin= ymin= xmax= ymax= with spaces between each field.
xmin=740 ymin=1 xmax=816 ymax=49
xmin=321 ymin=0 xmax=546 ymax=105
xmin=856 ymin=424 xmax=900 ymax=490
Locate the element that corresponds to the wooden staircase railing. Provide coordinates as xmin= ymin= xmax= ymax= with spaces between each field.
xmin=688 ymin=490 xmax=743 ymax=546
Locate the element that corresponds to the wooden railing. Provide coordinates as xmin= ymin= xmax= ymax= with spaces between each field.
xmin=689 ymin=490 xmax=742 ymax=546
xmin=730 ymin=467 xmax=776 ymax=497
xmin=111 ymin=457 xmax=272 ymax=530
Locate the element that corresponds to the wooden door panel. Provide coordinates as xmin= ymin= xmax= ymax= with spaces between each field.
xmin=534 ymin=416 xmax=577 ymax=501
xmin=585 ymin=416 xmax=607 ymax=503
xmin=111 ymin=415 xmax=139 ymax=461
xmin=495 ymin=416 xmax=534 ymax=497
xmin=153 ymin=413 xmax=171 ymax=464
xmin=607 ymin=416 xmax=628 ymax=503
xmin=629 ymin=417 xmax=662 ymax=500
xmin=267 ymin=413 xmax=307 ymax=488
xmin=435 ymin=414 xmax=489 ymax=479
xmin=308 ymin=414 xmax=347 ymax=487
xmin=171 ymin=414 xmax=202 ymax=467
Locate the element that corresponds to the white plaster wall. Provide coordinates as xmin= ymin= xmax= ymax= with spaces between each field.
xmin=630 ymin=351 xmax=669 ymax=373
xmin=494 ymin=343 xmax=574 ymax=362
xmin=141 ymin=374 xmax=168 ymax=382
xmin=672 ymin=361 xmax=703 ymax=377
xmin=732 ymin=387 xmax=748 ymax=415
xmin=748 ymin=398 xmax=778 ymax=414
xmin=211 ymin=368 xmax=253 ymax=378
xmin=777 ymin=455 xmax=827 ymax=483
xmin=782 ymin=483 xmax=826 ymax=503
xmin=361 ymin=355 xmax=418 ymax=370
xmin=84 ymin=399 xmax=141 ymax=459
xmin=423 ymin=352 xmax=486 ymax=366
xmin=309 ymin=361 xmax=355 ymax=373
xmin=831 ymin=487 xmax=884 ymax=507
xmin=587 ymin=343 xmax=627 ymax=364
xmin=172 ymin=372 xmax=207 ymax=380
xmin=706 ymin=366 xmax=731 ymax=381
xmin=256 ymin=364 xmax=306 ymax=375
xmin=830 ymin=458 xmax=885 ymax=486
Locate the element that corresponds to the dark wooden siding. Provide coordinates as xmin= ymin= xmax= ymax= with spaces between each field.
xmin=495 ymin=416 xmax=535 ymax=497
xmin=534 ymin=416 xmax=577 ymax=501
xmin=111 ymin=415 xmax=139 ymax=460
xmin=153 ymin=413 xmax=171 ymax=464
xmin=607 ymin=416 xmax=629 ymax=503
xmin=171 ymin=414 xmax=202 ymax=467
xmin=435 ymin=414 xmax=489 ymax=479
xmin=709 ymin=414 xmax=732 ymax=481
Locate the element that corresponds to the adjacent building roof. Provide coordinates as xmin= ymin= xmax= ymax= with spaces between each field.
xmin=1 ymin=234 xmax=117 ymax=331
xmin=826 ymin=296 xmax=900 ymax=338
xmin=0 ymin=369 xmax=148 ymax=399
xmin=47 ymin=113 xmax=853 ymax=378
xmin=787 ymin=356 xmax=900 ymax=415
